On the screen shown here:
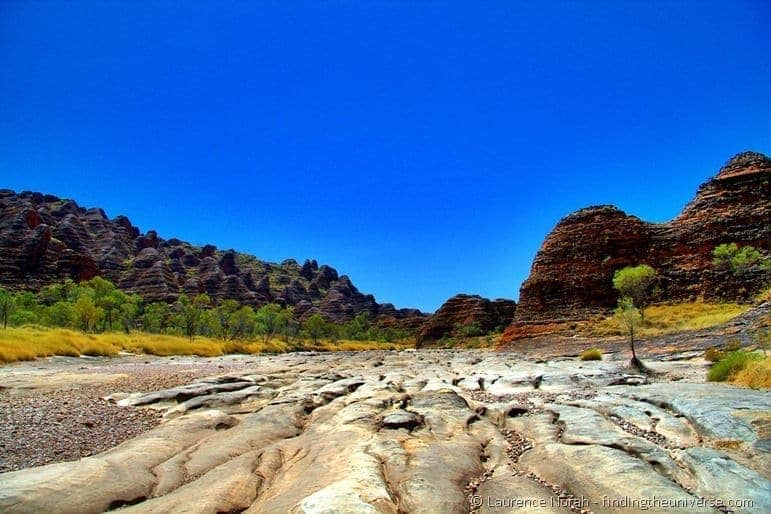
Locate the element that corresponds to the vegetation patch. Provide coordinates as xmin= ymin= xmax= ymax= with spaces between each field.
xmin=703 ymin=340 xmax=742 ymax=363
xmin=730 ymin=357 xmax=771 ymax=389
xmin=579 ymin=348 xmax=603 ymax=361
xmin=579 ymin=302 xmax=750 ymax=338
xmin=0 ymin=277 xmax=413 ymax=364
xmin=707 ymin=350 xmax=763 ymax=382
xmin=0 ymin=327 xmax=405 ymax=364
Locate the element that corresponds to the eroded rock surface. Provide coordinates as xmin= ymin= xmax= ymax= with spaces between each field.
xmin=1 ymin=349 xmax=769 ymax=513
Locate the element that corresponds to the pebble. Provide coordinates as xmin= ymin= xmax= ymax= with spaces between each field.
xmin=0 ymin=358 xmax=256 ymax=473
xmin=0 ymin=389 xmax=161 ymax=473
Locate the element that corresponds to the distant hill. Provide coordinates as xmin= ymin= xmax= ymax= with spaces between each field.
xmin=0 ymin=190 xmax=425 ymax=327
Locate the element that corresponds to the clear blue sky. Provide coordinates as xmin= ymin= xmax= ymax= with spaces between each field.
xmin=2 ymin=2 xmax=770 ymax=312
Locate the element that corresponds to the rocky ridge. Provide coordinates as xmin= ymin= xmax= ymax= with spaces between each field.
xmin=417 ymin=294 xmax=516 ymax=345
xmin=507 ymin=151 xmax=770 ymax=340
xmin=0 ymin=190 xmax=424 ymax=325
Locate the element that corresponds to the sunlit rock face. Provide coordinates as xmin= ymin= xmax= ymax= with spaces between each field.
xmin=510 ymin=152 xmax=770 ymax=335
xmin=417 ymin=294 xmax=516 ymax=344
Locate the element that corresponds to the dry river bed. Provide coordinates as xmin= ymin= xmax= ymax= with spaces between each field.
xmin=0 ymin=348 xmax=769 ymax=514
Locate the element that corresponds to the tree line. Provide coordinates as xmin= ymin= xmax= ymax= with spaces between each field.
xmin=0 ymin=277 xmax=407 ymax=343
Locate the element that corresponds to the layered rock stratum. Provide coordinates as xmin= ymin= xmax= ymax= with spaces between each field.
xmin=0 ymin=190 xmax=424 ymax=325
xmin=506 ymin=151 xmax=770 ymax=340
xmin=416 ymin=294 xmax=516 ymax=344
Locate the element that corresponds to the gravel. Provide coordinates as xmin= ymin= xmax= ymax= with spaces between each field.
xmin=0 ymin=387 xmax=162 ymax=472
xmin=0 ymin=356 xmax=260 ymax=473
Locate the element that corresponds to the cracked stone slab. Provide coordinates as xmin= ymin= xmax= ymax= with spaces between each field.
xmin=1 ymin=350 xmax=769 ymax=513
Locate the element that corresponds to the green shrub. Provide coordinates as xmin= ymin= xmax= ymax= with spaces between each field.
xmin=455 ymin=321 xmax=485 ymax=338
xmin=707 ymin=351 xmax=763 ymax=382
xmin=579 ymin=348 xmax=603 ymax=361
xmin=712 ymin=243 xmax=769 ymax=276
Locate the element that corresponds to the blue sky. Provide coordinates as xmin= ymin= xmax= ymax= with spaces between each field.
xmin=1 ymin=1 xmax=770 ymax=312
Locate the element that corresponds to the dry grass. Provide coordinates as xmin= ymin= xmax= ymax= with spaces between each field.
xmin=579 ymin=348 xmax=603 ymax=361
xmin=318 ymin=340 xmax=404 ymax=352
xmin=713 ymin=440 xmax=743 ymax=450
xmin=730 ymin=357 xmax=771 ymax=389
xmin=0 ymin=327 xmax=406 ymax=364
xmin=707 ymin=350 xmax=763 ymax=382
xmin=577 ymin=302 xmax=750 ymax=338
xmin=755 ymin=286 xmax=771 ymax=304
xmin=704 ymin=347 xmax=724 ymax=362
xmin=422 ymin=334 xmax=500 ymax=350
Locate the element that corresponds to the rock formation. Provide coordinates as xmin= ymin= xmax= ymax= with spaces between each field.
xmin=1 ymin=339 xmax=769 ymax=513
xmin=506 ymin=151 xmax=770 ymax=340
xmin=417 ymin=294 xmax=516 ymax=344
xmin=0 ymin=190 xmax=425 ymax=325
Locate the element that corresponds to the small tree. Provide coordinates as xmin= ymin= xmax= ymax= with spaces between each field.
xmin=38 ymin=283 xmax=67 ymax=305
xmin=74 ymin=295 xmax=101 ymax=333
xmin=712 ymin=243 xmax=767 ymax=276
xmin=100 ymin=290 xmax=126 ymax=332
xmin=612 ymin=264 xmax=656 ymax=321
xmin=304 ymin=314 xmax=326 ymax=345
xmin=142 ymin=302 xmax=172 ymax=333
xmin=12 ymin=291 xmax=40 ymax=324
xmin=177 ymin=293 xmax=210 ymax=341
xmin=255 ymin=303 xmax=283 ymax=344
xmin=44 ymin=301 xmax=76 ymax=328
xmin=0 ymin=287 xmax=12 ymax=329
xmin=229 ymin=306 xmax=256 ymax=340
xmin=342 ymin=312 xmax=370 ymax=340
xmin=276 ymin=306 xmax=297 ymax=343
xmin=615 ymin=296 xmax=646 ymax=372
xmin=118 ymin=294 xmax=142 ymax=334
xmin=326 ymin=321 xmax=341 ymax=344
xmin=215 ymin=299 xmax=240 ymax=340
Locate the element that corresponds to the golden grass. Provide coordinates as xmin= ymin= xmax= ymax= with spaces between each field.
xmin=421 ymin=334 xmax=500 ymax=350
xmin=318 ymin=340 xmax=404 ymax=352
xmin=577 ymin=302 xmax=750 ymax=338
xmin=755 ymin=286 xmax=771 ymax=304
xmin=730 ymin=356 xmax=771 ymax=389
xmin=579 ymin=348 xmax=603 ymax=361
xmin=0 ymin=327 xmax=406 ymax=364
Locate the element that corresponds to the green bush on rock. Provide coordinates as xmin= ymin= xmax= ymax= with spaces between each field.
xmin=707 ymin=351 xmax=763 ymax=382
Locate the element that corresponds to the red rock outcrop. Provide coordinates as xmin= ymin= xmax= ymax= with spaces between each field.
xmin=0 ymin=190 xmax=426 ymax=326
xmin=416 ymin=294 xmax=516 ymax=344
xmin=505 ymin=151 xmax=770 ymax=341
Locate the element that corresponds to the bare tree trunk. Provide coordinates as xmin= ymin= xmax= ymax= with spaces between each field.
xmin=629 ymin=325 xmax=648 ymax=373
